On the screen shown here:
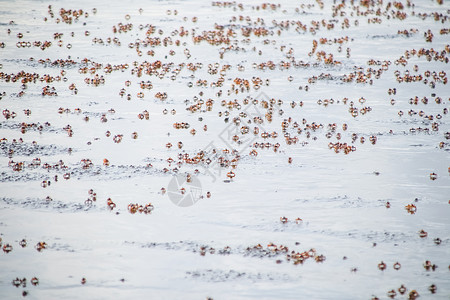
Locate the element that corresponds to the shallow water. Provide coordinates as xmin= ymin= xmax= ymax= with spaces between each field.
xmin=0 ymin=0 xmax=449 ymax=299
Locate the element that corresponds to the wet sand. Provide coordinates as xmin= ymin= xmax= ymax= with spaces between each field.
xmin=0 ymin=0 xmax=449 ymax=299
